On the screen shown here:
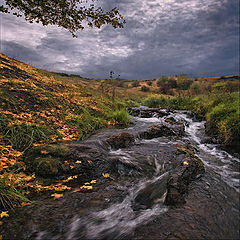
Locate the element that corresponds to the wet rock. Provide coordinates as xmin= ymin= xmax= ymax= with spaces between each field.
xmin=111 ymin=158 xmax=142 ymax=177
xmin=24 ymin=143 xmax=110 ymax=179
xmin=128 ymin=107 xmax=140 ymax=117
xmin=132 ymin=173 xmax=169 ymax=210
xmin=139 ymin=124 xmax=176 ymax=139
xmin=201 ymin=136 xmax=219 ymax=144
xmin=139 ymin=110 xmax=153 ymax=118
xmin=32 ymin=157 xmax=62 ymax=177
xmin=165 ymin=157 xmax=205 ymax=206
xmin=128 ymin=107 xmax=169 ymax=118
xmin=106 ymin=132 xmax=135 ymax=149
xmin=165 ymin=117 xmax=182 ymax=125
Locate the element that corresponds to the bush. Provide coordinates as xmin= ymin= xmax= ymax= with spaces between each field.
xmin=147 ymin=81 xmax=152 ymax=86
xmin=141 ymin=86 xmax=150 ymax=92
xmin=131 ymin=81 xmax=140 ymax=87
xmin=143 ymin=96 xmax=168 ymax=108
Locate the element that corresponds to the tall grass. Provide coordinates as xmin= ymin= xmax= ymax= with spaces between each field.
xmin=110 ymin=109 xmax=131 ymax=126
xmin=0 ymin=172 xmax=30 ymax=210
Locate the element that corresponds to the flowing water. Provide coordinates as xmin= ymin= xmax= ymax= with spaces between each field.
xmin=64 ymin=108 xmax=239 ymax=240
xmin=2 ymin=107 xmax=239 ymax=240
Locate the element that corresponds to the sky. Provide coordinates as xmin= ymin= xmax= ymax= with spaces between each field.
xmin=0 ymin=0 xmax=239 ymax=80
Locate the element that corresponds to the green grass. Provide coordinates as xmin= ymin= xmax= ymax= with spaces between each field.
xmin=143 ymin=92 xmax=239 ymax=147
xmin=110 ymin=109 xmax=131 ymax=126
xmin=0 ymin=172 xmax=31 ymax=210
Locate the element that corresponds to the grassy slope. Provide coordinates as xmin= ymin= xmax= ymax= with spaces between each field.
xmin=0 ymin=53 xmax=143 ymax=210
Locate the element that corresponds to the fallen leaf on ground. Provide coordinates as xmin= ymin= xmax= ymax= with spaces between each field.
xmin=40 ymin=150 xmax=49 ymax=155
xmin=51 ymin=193 xmax=63 ymax=200
xmin=20 ymin=202 xmax=32 ymax=207
xmin=80 ymin=185 xmax=93 ymax=190
xmin=72 ymin=188 xmax=81 ymax=193
xmin=0 ymin=211 xmax=9 ymax=218
xmin=183 ymin=161 xmax=189 ymax=166
xmin=102 ymin=173 xmax=110 ymax=178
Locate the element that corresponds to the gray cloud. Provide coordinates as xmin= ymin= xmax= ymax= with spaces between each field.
xmin=0 ymin=0 xmax=239 ymax=79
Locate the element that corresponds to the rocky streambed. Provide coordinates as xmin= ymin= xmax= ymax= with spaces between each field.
xmin=0 ymin=106 xmax=239 ymax=239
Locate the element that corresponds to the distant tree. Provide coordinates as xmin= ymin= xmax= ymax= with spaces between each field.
xmin=0 ymin=0 xmax=125 ymax=37
xmin=131 ymin=81 xmax=140 ymax=87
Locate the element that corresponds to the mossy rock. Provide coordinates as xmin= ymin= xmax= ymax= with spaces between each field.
xmin=33 ymin=157 xmax=62 ymax=177
xmin=177 ymin=146 xmax=195 ymax=158
xmin=24 ymin=144 xmax=70 ymax=177
xmin=106 ymin=132 xmax=135 ymax=149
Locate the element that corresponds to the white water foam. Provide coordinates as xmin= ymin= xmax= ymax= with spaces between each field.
xmin=172 ymin=112 xmax=240 ymax=192
xmin=67 ymin=173 xmax=168 ymax=240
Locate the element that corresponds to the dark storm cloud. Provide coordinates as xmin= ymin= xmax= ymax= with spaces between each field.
xmin=0 ymin=0 xmax=239 ymax=79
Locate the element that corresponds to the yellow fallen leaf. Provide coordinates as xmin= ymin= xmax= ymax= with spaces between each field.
xmin=90 ymin=180 xmax=96 ymax=184
xmin=66 ymin=176 xmax=73 ymax=181
xmin=183 ymin=161 xmax=189 ymax=166
xmin=72 ymin=188 xmax=81 ymax=193
xmin=0 ymin=211 xmax=9 ymax=218
xmin=20 ymin=202 xmax=32 ymax=207
xmin=102 ymin=173 xmax=110 ymax=178
xmin=0 ymin=234 xmax=2 ymax=240
xmin=0 ymin=221 xmax=3 ymax=225
xmin=41 ymin=150 xmax=49 ymax=155
xmin=80 ymin=185 xmax=93 ymax=190
xmin=84 ymin=182 xmax=90 ymax=185
xmin=51 ymin=193 xmax=63 ymax=200
xmin=75 ymin=160 xmax=81 ymax=164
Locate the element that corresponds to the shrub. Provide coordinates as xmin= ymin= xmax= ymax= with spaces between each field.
xmin=147 ymin=81 xmax=152 ymax=86
xmin=141 ymin=86 xmax=150 ymax=92
xmin=131 ymin=81 xmax=140 ymax=87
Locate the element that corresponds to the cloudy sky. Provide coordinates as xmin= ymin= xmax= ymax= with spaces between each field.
xmin=0 ymin=0 xmax=239 ymax=80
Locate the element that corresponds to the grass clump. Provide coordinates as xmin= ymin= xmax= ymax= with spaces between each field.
xmin=110 ymin=109 xmax=131 ymax=126
xmin=3 ymin=124 xmax=55 ymax=152
xmin=0 ymin=172 xmax=30 ymax=210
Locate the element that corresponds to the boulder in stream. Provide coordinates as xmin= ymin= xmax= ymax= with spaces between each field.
xmin=106 ymin=132 xmax=135 ymax=149
xmin=132 ymin=172 xmax=169 ymax=211
xmin=166 ymin=157 xmax=205 ymax=206
xmin=139 ymin=124 xmax=176 ymax=139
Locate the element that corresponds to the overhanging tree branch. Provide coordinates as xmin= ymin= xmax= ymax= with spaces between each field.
xmin=0 ymin=0 xmax=125 ymax=37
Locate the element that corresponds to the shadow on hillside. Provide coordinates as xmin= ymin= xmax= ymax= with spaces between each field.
xmin=0 ymin=56 xmax=36 ymax=80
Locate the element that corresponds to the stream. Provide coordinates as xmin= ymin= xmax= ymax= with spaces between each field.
xmin=1 ymin=107 xmax=239 ymax=240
